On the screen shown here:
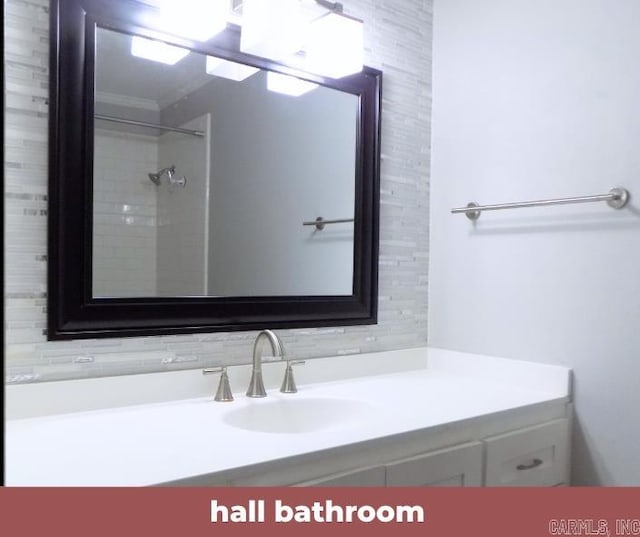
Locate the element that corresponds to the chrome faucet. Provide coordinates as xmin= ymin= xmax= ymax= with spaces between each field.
xmin=246 ymin=330 xmax=285 ymax=397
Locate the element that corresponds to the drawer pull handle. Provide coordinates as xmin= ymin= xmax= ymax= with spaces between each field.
xmin=517 ymin=458 xmax=543 ymax=471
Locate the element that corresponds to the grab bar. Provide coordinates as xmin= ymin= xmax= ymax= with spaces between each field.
xmin=451 ymin=187 xmax=630 ymax=221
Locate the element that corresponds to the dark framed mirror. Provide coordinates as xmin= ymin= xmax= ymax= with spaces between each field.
xmin=48 ymin=0 xmax=381 ymax=340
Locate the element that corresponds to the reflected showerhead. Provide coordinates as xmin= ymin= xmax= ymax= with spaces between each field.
xmin=148 ymin=165 xmax=176 ymax=186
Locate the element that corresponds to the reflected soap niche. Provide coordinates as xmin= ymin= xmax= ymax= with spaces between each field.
xmin=49 ymin=0 xmax=382 ymax=340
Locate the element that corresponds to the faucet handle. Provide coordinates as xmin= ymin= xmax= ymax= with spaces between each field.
xmin=280 ymin=360 xmax=305 ymax=394
xmin=203 ymin=367 xmax=234 ymax=402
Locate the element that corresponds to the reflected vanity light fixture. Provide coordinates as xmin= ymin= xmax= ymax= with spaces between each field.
xmin=130 ymin=36 xmax=190 ymax=65
xmin=206 ymin=56 xmax=260 ymax=81
xmin=266 ymin=71 xmax=319 ymax=96
xmin=240 ymin=0 xmax=364 ymax=79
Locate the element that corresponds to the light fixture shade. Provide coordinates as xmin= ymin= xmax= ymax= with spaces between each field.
xmin=150 ymin=0 xmax=229 ymax=42
xmin=266 ymin=71 xmax=318 ymax=97
xmin=130 ymin=36 xmax=190 ymax=65
xmin=240 ymin=0 xmax=307 ymax=61
xmin=206 ymin=56 xmax=260 ymax=81
xmin=304 ymin=12 xmax=364 ymax=78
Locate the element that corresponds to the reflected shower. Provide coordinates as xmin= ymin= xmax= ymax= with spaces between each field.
xmin=148 ymin=164 xmax=187 ymax=188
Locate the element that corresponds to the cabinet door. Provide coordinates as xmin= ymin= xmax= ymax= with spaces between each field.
xmin=385 ymin=441 xmax=483 ymax=486
xmin=484 ymin=418 xmax=569 ymax=486
xmin=294 ymin=466 xmax=386 ymax=487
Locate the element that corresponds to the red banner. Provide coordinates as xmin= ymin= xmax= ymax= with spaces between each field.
xmin=1 ymin=487 xmax=639 ymax=536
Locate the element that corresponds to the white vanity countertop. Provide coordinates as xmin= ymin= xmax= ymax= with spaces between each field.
xmin=4 ymin=347 xmax=571 ymax=486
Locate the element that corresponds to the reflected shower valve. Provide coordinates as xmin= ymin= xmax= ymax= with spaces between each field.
xmin=148 ymin=164 xmax=187 ymax=188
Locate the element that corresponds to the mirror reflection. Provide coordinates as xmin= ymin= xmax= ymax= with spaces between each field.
xmin=92 ymin=27 xmax=358 ymax=298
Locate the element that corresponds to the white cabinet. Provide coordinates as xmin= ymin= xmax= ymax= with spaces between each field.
xmin=386 ymin=441 xmax=483 ymax=487
xmin=295 ymin=441 xmax=484 ymax=487
xmin=483 ymin=418 xmax=570 ymax=486
xmin=291 ymin=417 xmax=570 ymax=487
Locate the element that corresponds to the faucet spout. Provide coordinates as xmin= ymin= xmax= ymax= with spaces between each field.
xmin=246 ymin=330 xmax=285 ymax=397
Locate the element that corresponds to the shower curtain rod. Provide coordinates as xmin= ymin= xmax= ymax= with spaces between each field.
xmin=95 ymin=114 xmax=205 ymax=138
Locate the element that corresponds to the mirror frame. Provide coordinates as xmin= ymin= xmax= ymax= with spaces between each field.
xmin=48 ymin=0 xmax=381 ymax=340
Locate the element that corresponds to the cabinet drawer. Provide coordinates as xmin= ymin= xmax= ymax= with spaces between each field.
xmin=386 ymin=441 xmax=483 ymax=487
xmin=484 ymin=418 xmax=569 ymax=486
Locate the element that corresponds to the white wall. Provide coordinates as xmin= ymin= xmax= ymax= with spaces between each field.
xmin=429 ymin=0 xmax=640 ymax=485
xmin=206 ymin=73 xmax=356 ymax=296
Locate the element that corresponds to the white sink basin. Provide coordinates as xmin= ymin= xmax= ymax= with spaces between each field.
xmin=222 ymin=397 xmax=376 ymax=434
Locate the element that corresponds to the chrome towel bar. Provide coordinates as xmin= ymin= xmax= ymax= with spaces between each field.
xmin=303 ymin=216 xmax=354 ymax=230
xmin=452 ymin=187 xmax=630 ymax=221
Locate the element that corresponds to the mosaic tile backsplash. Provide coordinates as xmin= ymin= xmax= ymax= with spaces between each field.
xmin=4 ymin=0 xmax=432 ymax=383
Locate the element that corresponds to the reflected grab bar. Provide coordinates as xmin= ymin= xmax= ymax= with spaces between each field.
xmin=303 ymin=216 xmax=355 ymax=230
xmin=451 ymin=187 xmax=630 ymax=221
